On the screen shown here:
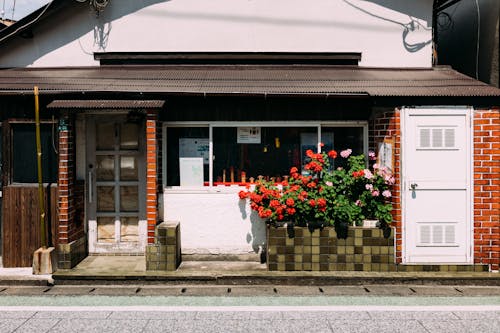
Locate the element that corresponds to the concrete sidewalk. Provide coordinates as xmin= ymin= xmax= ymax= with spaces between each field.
xmin=50 ymin=256 xmax=500 ymax=286
xmin=2 ymin=255 xmax=499 ymax=286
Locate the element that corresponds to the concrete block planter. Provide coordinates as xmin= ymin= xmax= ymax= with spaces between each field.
xmin=266 ymin=226 xmax=395 ymax=272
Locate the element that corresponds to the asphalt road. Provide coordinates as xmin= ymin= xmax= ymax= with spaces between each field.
xmin=0 ymin=285 xmax=499 ymax=332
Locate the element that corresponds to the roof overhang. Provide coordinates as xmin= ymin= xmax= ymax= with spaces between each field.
xmin=0 ymin=65 xmax=499 ymax=99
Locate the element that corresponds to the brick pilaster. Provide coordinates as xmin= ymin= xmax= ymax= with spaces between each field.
xmin=369 ymin=108 xmax=402 ymax=263
xmin=146 ymin=109 xmax=159 ymax=244
xmin=57 ymin=114 xmax=75 ymax=245
xmin=474 ymin=108 xmax=500 ymax=271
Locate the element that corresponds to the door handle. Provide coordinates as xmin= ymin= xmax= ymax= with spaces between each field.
xmin=88 ymin=171 xmax=93 ymax=203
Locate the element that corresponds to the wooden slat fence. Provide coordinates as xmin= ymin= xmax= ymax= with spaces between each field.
xmin=1 ymin=185 xmax=58 ymax=267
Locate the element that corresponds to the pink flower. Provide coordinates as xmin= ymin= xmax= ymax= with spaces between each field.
xmin=368 ymin=150 xmax=376 ymax=161
xmin=382 ymin=190 xmax=392 ymax=198
xmin=325 ymin=181 xmax=333 ymax=186
xmin=340 ymin=149 xmax=352 ymax=158
xmin=373 ymin=163 xmax=379 ymax=169
xmin=355 ymin=199 xmax=362 ymax=206
xmin=365 ymin=184 xmax=373 ymax=191
xmin=385 ymin=175 xmax=395 ymax=185
xmin=371 ymin=190 xmax=380 ymax=197
xmin=363 ymin=169 xmax=373 ymax=179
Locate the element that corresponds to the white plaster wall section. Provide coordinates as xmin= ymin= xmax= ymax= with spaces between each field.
xmin=0 ymin=0 xmax=433 ymax=68
xmin=164 ymin=190 xmax=267 ymax=255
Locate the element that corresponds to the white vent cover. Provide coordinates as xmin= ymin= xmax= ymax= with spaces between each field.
xmin=418 ymin=127 xmax=456 ymax=149
xmin=418 ymin=223 xmax=457 ymax=247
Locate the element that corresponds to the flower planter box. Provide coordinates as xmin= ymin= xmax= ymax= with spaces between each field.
xmin=266 ymin=226 xmax=395 ymax=271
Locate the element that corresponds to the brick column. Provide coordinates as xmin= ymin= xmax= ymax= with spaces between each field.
xmin=146 ymin=109 xmax=159 ymax=244
xmin=57 ymin=115 xmax=75 ymax=246
xmin=473 ymin=108 xmax=500 ymax=271
xmin=369 ymin=108 xmax=402 ymax=263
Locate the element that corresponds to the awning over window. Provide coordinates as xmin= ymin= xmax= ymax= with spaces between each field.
xmin=1 ymin=65 xmax=499 ymax=97
xmin=46 ymin=100 xmax=165 ymax=109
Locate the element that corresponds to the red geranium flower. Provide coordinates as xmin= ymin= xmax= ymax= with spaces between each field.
xmin=328 ymin=150 xmax=337 ymax=159
xmin=308 ymin=199 xmax=316 ymax=207
xmin=286 ymin=198 xmax=295 ymax=207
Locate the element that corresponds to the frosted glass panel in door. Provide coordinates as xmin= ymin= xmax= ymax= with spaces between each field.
xmin=97 ymin=186 xmax=115 ymax=212
xmin=96 ymin=123 xmax=115 ymax=150
xmin=120 ymin=186 xmax=138 ymax=212
xmin=120 ymin=156 xmax=138 ymax=181
xmin=96 ymin=155 xmax=114 ymax=181
xmin=121 ymin=217 xmax=139 ymax=242
xmin=97 ymin=217 xmax=115 ymax=243
xmin=120 ymin=123 xmax=139 ymax=150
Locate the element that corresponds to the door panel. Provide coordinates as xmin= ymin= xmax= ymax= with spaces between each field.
xmin=403 ymin=108 xmax=471 ymax=264
xmin=87 ymin=115 xmax=146 ymax=253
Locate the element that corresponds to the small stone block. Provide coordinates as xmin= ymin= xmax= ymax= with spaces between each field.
xmin=320 ymin=263 xmax=329 ymax=271
xmin=285 ymin=237 xmax=294 ymax=246
xmin=277 ymin=255 xmax=285 ymax=263
xmin=285 ymin=263 xmax=295 ymax=271
xmin=303 ymin=237 xmax=312 ymax=246
xmin=337 ymin=246 xmax=345 ymax=254
xmin=303 ymin=254 xmax=312 ymax=263
xmin=277 ymin=263 xmax=285 ymax=271
xmin=345 ymin=255 xmax=354 ymax=263
xmin=346 ymin=237 xmax=354 ymax=246
xmin=295 ymin=254 xmax=303 ymax=262
xmin=294 ymin=246 xmax=303 ymax=254
xmin=346 ymin=246 xmax=354 ymax=255
xmin=303 ymin=246 xmax=312 ymax=254
xmin=346 ymin=263 xmax=355 ymax=271
xmin=312 ymin=246 xmax=320 ymax=255
xmin=268 ymin=263 xmax=277 ymax=270
xmin=303 ymin=263 xmax=312 ymax=270
xmin=312 ymin=255 xmax=320 ymax=263
xmin=33 ymin=247 xmax=57 ymax=275
xmin=354 ymin=254 xmax=363 ymax=263
xmin=312 ymin=237 xmax=320 ymax=246
xmin=363 ymin=247 xmax=371 ymax=254
xmin=354 ymin=237 xmax=363 ymax=246
xmin=295 ymin=263 xmax=303 ymax=270
xmin=312 ymin=263 xmax=320 ymax=271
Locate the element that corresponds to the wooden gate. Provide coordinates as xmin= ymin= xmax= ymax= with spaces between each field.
xmin=1 ymin=185 xmax=58 ymax=267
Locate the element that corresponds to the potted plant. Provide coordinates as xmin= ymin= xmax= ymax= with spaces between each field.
xmin=238 ymin=147 xmax=394 ymax=239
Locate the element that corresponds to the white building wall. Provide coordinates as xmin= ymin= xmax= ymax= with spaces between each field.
xmin=0 ymin=0 xmax=433 ymax=68
xmin=164 ymin=190 xmax=267 ymax=255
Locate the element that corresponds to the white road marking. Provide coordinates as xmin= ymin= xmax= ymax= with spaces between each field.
xmin=0 ymin=305 xmax=499 ymax=312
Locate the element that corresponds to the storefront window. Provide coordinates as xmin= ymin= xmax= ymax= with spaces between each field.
xmin=165 ymin=123 xmax=366 ymax=188
xmin=213 ymin=127 xmax=317 ymax=184
xmin=166 ymin=127 xmax=209 ymax=186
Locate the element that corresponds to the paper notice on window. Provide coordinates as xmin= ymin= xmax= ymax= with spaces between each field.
xmin=179 ymin=138 xmax=209 ymax=164
xmin=179 ymin=157 xmax=204 ymax=187
xmin=377 ymin=139 xmax=394 ymax=174
xmin=237 ymin=127 xmax=261 ymax=144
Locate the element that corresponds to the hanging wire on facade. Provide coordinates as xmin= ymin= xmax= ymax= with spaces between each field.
xmin=0 ymin=0 xmax=54 ymax=44
xmin=51 ymin=115 xmax=59 ymax=155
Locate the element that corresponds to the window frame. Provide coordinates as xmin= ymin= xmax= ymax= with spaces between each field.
xmin=8 ymin=119 xmax=59 ymax=185
xmin=163 ymin=121 xmax=368 ymax=192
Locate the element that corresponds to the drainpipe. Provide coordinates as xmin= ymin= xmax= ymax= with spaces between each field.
xmin=34 ymin=86 xmax=47 ymax=249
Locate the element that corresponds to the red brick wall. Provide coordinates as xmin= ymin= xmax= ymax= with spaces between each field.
xmin=146 ymin=110 xmax=159 ymax=244
xmin=369 ymin=108 xmax=402 ymax=263
xmin=474 ymin=109 xmax=500 ymax=271
xmin=57 ymin=116 xmax=83 ymax=245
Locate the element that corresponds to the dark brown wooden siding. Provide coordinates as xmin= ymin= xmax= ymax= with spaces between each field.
xmin=2 ymin=185 xmax=58 ymax=267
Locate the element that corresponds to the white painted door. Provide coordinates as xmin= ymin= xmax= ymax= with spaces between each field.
xmin=86 ymin=115 xmax=147 ymax=254
xmin=403 ymin=107 xmax=472 ymax=264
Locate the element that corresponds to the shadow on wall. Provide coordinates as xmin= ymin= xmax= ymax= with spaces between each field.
xmin=344 ymin=0 xmax=432 ymax=53
xmin=0 ymin=0 xmax=168 ymax=67
xmin=238 ymin=199 xmax=266 ymax=256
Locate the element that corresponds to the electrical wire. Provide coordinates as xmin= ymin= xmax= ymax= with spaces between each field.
xmin=474 ymin=0 xmax=480 ymax=80
xmin=0 ymin=0 xmax=54 ymax=44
